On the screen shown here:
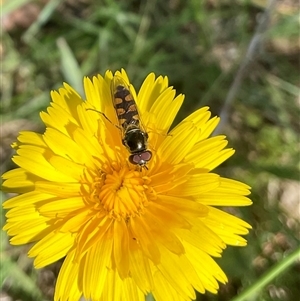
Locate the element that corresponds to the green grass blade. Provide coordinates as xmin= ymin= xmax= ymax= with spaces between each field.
xmin=2 ymin=0 xmax=32 ymax=15
xmin=231 ymin=247 xmax=300 ymax=301
xmin=22 ymin=0 xmax=62 ymax=43
xmin=57 ymin=37 xmax=83 ymax=96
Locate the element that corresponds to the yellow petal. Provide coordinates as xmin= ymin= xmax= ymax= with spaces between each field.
xmin=149 ymin=87 xmax=184 ymax=134
xmin=158 ymin=121 xmax=201 ymax=164
xmin=204 ymin=206 xmax=251 ymax=246
xmin=54 ymin=251 xmax=82 ymax=301
xmin=3 ymin=191 xmax=55 ymax=208
xmin=37 ymin=196 xmax=86 ymax=218
xmin=13 ymin=149 xmax=75 ymax=182
xmin=138 ymin=73 xmax=168 ymax=113
xmin=129 ymin=245 xmax=154 ymax=293
xmin=43 ymin=128 xmax=89 ymax=164
xmin=157 ymin=247 xmax=196 ymax=300
xmin=2 ymin=168 xmax=39 ymax=193
xmin=184 ymin=242 xmax=227 ymax=294
xmin=16 ymin=131 xmax=47 ymax=147
xmin=75 ymin=216 xmax=112 ymax=261
xmin=80 ymin=233 xmax=113 ymax=300
xmin=35 ymin=181 xmax=81 ymax=198
xmin=29 ymin=231 xmax=74 ymax=268
xmin=177 ymin=220 xmax=226 ymax=257
xmin=113 ymin=219 xmax=130 ymax=279
xmin=158 ymin=195 xmax=209 ymax=218
xmin=152 ymin=269 xmax=187 ymax=301
xmin=7 ymin=217 xmax=49 ymax=245
xmin=130 ymin=215 xmax=161 ymax=264
xmin=169 ymin=173 xmax=220 ymax=196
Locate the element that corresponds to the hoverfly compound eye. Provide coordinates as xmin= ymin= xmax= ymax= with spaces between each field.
xmin=129 ymin=151 xmax=152 ymax=166
xmin=139 ymin=150 xmax=152 ymax=162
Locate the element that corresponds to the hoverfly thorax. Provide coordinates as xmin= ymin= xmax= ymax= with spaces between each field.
xmin=111 ymin=76 xmax=152 ymax=168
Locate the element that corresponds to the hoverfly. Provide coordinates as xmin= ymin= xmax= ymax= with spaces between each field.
xmin=111 ymin=76 xmax=152 ymax=168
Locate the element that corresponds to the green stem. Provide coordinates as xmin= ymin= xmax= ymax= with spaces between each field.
xmin=232 ymin=247 xmax=300 ymax=301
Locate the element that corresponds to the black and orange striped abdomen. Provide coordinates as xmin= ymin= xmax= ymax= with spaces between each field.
xmin=112 ymin=78 xmax=140 ymax=129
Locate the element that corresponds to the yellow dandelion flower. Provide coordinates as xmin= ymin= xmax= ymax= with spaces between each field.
xmin=2 ymin=69 xmax=252 ymax=301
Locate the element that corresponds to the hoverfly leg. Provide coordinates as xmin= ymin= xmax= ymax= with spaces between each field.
xmin=86 ymin=108 xmax=121 ymax=130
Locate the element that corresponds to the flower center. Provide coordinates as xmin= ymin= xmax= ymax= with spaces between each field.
xmin=89 ymin=167 xmax=153 ymax=220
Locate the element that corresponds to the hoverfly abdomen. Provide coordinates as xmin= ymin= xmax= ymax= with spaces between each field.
xmin=111 ymin=76 xmax=152 ymax=168
xmin=113 ymin=84 xmax=139 ymax=129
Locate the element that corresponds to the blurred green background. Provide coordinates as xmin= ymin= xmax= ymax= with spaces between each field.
xmin=1 ymin=0 xmax=299 ymax=300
